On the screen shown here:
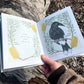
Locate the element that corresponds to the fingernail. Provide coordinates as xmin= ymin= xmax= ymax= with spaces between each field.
xmin=41 ymin=55 xmax=45 ymax=58
xmin=41 ymin=54 xmax=45 ymax=56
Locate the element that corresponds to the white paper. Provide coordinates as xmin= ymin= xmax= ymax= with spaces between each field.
xmin=37 ymin=6 xmax=84 ymax=60
xmin=1 ymin=13 xmax=43 ymax=70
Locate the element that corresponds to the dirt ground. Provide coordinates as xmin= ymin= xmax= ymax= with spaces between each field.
xmin=46 ymin=0 xmax=84 ymax=77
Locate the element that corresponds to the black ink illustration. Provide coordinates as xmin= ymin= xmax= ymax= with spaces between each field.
xmin=49 ymin=21 xmax=71 ymax=54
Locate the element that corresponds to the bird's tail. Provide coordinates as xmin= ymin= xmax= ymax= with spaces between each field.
xmin=61 ymin=43 xmax=71 ymax=53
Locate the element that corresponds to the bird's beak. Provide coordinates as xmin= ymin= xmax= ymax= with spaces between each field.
xmin=59 ymin=23 xmax=64 ymax=26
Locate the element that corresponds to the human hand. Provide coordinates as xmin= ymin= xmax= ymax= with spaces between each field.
xmin=38 ymin=55 xmax=62 ymax=78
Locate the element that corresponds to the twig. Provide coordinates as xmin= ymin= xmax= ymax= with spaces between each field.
xmin=18 ymin=55 xmax=37 ymax=61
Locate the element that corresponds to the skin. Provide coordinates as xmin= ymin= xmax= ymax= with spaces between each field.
xmin=38 ymin=55 xmax=62 ymax=78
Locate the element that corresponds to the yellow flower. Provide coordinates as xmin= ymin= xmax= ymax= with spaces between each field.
xmin=41 ymin=23 xmax=46 ymax=32
xmin=31 ymin=25 xmax=37 ymax=33
xmin=70 ymin=36 xmax=78 ymax=47
xmin=9 ymin=47 xmax=19 ymax=59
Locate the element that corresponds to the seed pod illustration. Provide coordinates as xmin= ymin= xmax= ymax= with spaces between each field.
xmin=41 ymin=23 xmax=46 ymax=32
xmin=9 ymin=47 xmax=19 ymax=59
xmin=31 ymin=25 xmax=37 ymax=33
xmin=70 ymin=36 xmax=78 ymax=47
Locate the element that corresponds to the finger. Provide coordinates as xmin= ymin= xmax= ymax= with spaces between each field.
xmin=38 ymin=65 xmax=49 ymax=77
xmin=38 ymin=65 xmax=46 ymax=73
xmin=41 ymin=55 xmax=55 ymax=66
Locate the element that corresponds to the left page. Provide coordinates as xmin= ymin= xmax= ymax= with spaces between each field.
xmin=1 ymin=13 xmax=43 ymax=71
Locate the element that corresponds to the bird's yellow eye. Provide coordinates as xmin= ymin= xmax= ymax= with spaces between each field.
xmin=55 ymin=23 xmax=57 ymax=25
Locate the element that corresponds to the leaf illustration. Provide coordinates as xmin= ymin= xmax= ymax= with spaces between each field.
xmin=31 ymin=25 xmax=37 ymax=33
xmin=9 ymin=47 xmax=19 ymax=59
xmin=70 ymin=36 xmax=78 ymax=47
xmin=41 ymin=23 xmax=46 ymax=32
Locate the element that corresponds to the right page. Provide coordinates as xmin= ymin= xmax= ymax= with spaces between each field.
xmin=37 ymin=6 xmax=84 ymax=60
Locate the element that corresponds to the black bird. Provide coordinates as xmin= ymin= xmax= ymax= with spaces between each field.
xmin=49 ymin=21 xmax=71 ymax=53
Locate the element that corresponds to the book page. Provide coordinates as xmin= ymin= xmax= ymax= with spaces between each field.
xmin=1 ymin=13 xmax=43 ymax=70
xmin=37 ymin=6 xmax=84 ymax=61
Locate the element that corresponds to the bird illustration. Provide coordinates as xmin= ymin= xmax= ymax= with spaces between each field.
xmin=49 ymin=21 xmax=71 ymax=54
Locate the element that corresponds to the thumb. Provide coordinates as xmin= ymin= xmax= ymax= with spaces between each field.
xmin=41 ymin=55 xmax=55 ymax=66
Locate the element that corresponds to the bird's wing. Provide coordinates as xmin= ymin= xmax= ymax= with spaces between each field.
xmin=59 ymin=26 xmax=68 ymax=38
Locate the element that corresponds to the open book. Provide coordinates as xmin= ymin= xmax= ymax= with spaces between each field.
xmin=0 ymin=6 xmax=84 ymax=71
